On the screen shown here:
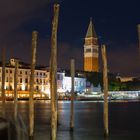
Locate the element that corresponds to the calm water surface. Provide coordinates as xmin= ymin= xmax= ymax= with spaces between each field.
xmin=2 ymin=100 xmax=140 ymax=140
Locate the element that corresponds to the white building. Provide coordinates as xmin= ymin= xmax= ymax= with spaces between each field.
xmin=62 ymin=76 xmax=86 ymax=93
xmin=46 ymin=71 xmax=86 ymax=94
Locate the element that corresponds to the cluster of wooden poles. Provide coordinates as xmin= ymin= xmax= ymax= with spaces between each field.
xmin=0 ymin=3 xmax=109 ymax=140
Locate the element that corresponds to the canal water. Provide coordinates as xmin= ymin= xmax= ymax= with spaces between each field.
xmin=1 ymin=100 xmax=140 ymax=140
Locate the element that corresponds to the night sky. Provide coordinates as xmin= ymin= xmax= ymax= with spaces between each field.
xmin=0 ymin=0 xmax=140 ymax=76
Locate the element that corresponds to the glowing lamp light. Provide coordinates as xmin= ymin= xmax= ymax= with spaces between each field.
xmin=57 ymin=88 xmax=65 ymax=93
xmin=45 ymin=88 xmax=50 ymax=99
xmin=41 ymin=86 xmax=44 ymax=92
xmin=22 ymin=84 xmax=25 ymax=91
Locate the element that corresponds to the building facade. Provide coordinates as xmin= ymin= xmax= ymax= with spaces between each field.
xmin=46 ymin=71 xmax=86 ymax=94
xmin=0 ymin=58 xmax=49 ymax=99
xmin=0 ymin=58 xmax=86 ymax=99
xmin=84 ymin=18 xmax=99 ymax=72
xmin=62 ymin=75 xmax=86 ymax=93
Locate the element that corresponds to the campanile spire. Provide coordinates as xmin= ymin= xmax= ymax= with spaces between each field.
xmin=84 ymin=18 xmax=99 ymax=72
xmin=86 ymin=18 xmax=97 ymax=38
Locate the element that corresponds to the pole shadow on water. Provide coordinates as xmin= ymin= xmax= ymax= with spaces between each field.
xmin=0 ymin=114 xmax=28 ymax=140
xmin=11 ymin=114 xmax=28 ymax=140
xmin=69 ymin=131 xmax=74 ymax=140
xmin=104 ymin=136 xmax=109 ymax=140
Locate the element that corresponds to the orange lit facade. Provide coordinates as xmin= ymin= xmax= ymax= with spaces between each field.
xmin=0 ymin=58 xmax=50 ymax=99
xmin=84 ymin=19 xmax=99 ymax=72
xmin=0 ymin=58 xmax=86 ymax=100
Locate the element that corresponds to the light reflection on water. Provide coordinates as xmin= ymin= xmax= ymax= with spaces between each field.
xmin=1 ymin=100 xmax=140 ymax=140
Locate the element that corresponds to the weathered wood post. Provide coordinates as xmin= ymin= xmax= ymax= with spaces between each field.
xmin=50 ymin=3 xmax=60 ymax=140
xmin=14 ymin=60 xmax=19 ymax=121
xmin=70 ymin=59 xmax=75 ymax=131
xmin=137 ymin=24 xmax=140 ymax=57
xmin=1 ymin=47 xmax=6 ymax=118
xmin=29 ymin=31 xmax=38 ymax=139
xmin=101 ymin=44 xmax=109 ymax=137
xmin=14 ymin=59 xmax=20 ymax=140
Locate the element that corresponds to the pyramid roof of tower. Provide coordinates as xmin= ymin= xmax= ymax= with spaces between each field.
xmin=86 ymin=18 xmax=97 ymax=38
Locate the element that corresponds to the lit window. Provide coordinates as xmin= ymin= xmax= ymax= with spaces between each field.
xmin=6 ymin=70 xmax=8 ymax=73
xmin=25 ymin=85 xmax=28 ymax=91
xmin=6 ymin=86 xmax=9 ymax=90
xmin=75 ymin=81 xmax=77 ymax=86
xmin=86 ymin=48 xmax=91 ymax=53
xmin=9 ymin=85 xmax=12 ymax=90
xmin=36 ymin=86 xmax=39 ymax=90
xmin=19 ymin=86 xmax=22 ymax=90
xmin=93 ymin=48 xmax=98 ymax=53
xmin=10 ymin=77 xmax=12 ymax=82
xmin=10 ymin=70 xmax=12 ymax=74
xmin=6 ymin=77 xmax=8 ymax=82
xmin=25 ymin=78 xmax=28 ymax=83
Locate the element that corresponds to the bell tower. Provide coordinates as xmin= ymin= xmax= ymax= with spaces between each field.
xmin=84 ymin=18 xmax=99 ymax=72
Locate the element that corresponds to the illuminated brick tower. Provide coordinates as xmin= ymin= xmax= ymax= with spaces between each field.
xmin=84 ymin=18 xmax=99 ymax=72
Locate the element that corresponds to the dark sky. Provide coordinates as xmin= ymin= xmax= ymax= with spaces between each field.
xmin=0 ymin=0 xmax=140 ymax=76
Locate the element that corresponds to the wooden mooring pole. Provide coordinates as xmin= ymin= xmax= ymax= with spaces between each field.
xmin=14 ymin=60 xmax=20 ymax=140
xmin=1 ymin=47 xmax=6 ymax=118
xmin=137 ymin=24 xmax=140 ymax=56
xmin=70 ymin=59 xmax=75 ymax=131
xmin=14 ymin=60 xmax=19 ymax=121
xmin=101 ymin=45 xmax=109 ymax=137
xmin=29 ymin=31 xmax=38 ymax=139
xmin=50 ymin=3 xmax=60 ymax=140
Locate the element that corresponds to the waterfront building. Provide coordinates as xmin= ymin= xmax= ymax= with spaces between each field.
xmin=62 ymin=74 xmax=86 ymax=93
xmin=117 ymin=76 xmax=134 ymax=82
xmin=45 ymin=71 xmax=86 ymax=94
xmin=0 ymin=58 xmax=86 ymax=99
xmin=86 ymin=83 xmax=101 ymax=93
xmin=0 ymin=58 xmax=49 ymax=99
xmin=84 ymin=18 xmax=99 ymax=72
